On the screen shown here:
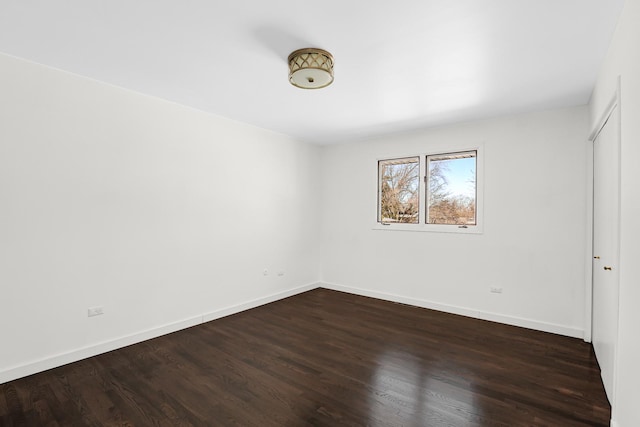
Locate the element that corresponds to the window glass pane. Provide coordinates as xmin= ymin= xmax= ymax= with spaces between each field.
xmin=378 ymin=157 xmax=419 ymax=224
xmin=427 ymin=151 xmax=476 ymax=225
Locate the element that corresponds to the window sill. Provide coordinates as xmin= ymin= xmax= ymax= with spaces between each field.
xmin=372 ymin=223 xmax=483 ymax=234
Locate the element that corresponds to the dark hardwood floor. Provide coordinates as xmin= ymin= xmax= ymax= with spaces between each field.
xmin=1 ymin=288 xmax=610 ymax=426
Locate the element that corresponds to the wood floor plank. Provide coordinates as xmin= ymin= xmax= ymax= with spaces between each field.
xmin=1 ymin=289 xmax=610 ymax=426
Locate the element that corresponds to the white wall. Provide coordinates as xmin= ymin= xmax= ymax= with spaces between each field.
xmin=590 ymin=0 xmax=640 ymax=425
xmin=320 ymin=107 xmax=589 ymax=337
xmin=0 ymin=53 xmax=321 ymax=383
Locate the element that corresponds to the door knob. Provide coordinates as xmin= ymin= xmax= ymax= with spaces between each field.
xmin=594 ymin=256 xmax=601 ymax=259
xmin=604 ymin=266 xmax=613 ymax=271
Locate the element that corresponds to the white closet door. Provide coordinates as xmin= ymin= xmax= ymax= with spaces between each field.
xmin=592 ymin=107 xmax=620 ymax=403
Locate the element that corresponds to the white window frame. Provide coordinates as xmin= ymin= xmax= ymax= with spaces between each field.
xmin=373 ymin=143 xmax=484 ymax=234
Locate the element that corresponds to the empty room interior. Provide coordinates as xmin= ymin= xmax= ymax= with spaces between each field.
xmin=1 ymin=1 xmax=639 ymax=426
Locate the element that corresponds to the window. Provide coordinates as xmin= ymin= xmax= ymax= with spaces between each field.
xmin=427 ymin=151 xmax=476 ymax=225
xmin=376 ymin=148 xmax=482 ymax=233
xmin=378 ymin=157 xmax=419 ymax=224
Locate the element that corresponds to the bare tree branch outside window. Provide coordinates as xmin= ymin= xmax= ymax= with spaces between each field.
xmin=427 ymin=152 xmax=476 ymax=225
xmin=378 ymin=157 xmax=419 ymax=223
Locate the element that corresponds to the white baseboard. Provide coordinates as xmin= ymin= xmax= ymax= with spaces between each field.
xmin=0 ymin=282 xmax=319 ymax=385
xmin=320 ymin=282 xmax=584 ymax=339
xmin=202 ymin=283 xmax=317 ymax=323
xmin=1 ymin=281 xmax=585 ymax=385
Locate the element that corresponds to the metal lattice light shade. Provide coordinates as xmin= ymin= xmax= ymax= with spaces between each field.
xmin=288 ymin=48 xmax=334 ymax=89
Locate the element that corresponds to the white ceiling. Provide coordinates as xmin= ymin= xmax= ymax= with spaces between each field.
xmin=0 ymin=1 xmax=625 ymax=144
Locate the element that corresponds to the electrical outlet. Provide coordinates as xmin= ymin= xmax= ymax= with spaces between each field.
xmin=88 ymin=306 xmax=104 ymax=317
xmin=490 ymin=287 xmax=503 ymax=294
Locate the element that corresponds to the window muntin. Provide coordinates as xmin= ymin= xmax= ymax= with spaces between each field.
xmin=378 ymin=157 xmax=420 ymax=224
xmin=426 ymin=151 xmax=477 ymax=225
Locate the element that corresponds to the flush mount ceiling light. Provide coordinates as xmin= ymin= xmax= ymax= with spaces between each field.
xmin=288 ymin=48 xmax=334 ymax=89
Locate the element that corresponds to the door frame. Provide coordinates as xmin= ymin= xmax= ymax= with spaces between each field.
xmin=585 ymin=76 xmax=621 ymax=344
